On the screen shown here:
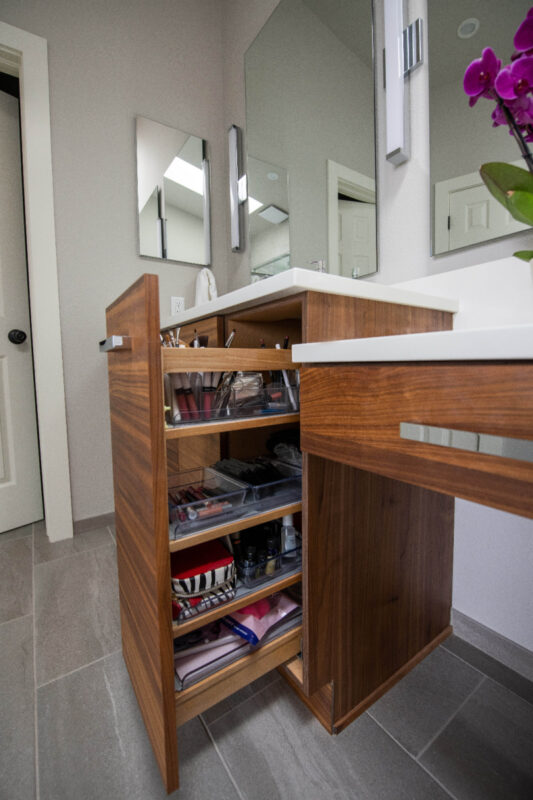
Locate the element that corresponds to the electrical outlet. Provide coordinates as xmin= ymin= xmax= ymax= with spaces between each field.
xmin=170 ymin=296 xmax=185 ymax=316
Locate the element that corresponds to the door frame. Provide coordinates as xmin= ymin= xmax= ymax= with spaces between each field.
xmin=327 ymin=159 xmax=376 ymax=276
xmin=0 ymin=21 xmax=73 ymax=541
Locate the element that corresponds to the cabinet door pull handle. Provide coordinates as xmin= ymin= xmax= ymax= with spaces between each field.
xmin=99 ymin=335 xmax=131 ymax=352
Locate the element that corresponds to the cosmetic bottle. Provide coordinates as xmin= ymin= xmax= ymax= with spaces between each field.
xmin=241 ymin=546 xmax=256 ymax=583
xmin=281 ymin=514 xmax=298 ymax=559
xmin=265 ymin=536 xmax=279 ymax=575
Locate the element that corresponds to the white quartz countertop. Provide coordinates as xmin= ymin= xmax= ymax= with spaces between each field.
xmin=292 ymin=324 xmax=533 ymax=362
xmin=161 ymin=268 xmax=458 ymax=329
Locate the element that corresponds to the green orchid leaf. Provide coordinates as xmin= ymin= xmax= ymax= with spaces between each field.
xmin=514 ymin=250 xmax=533 ymax=262
xmin=480 ymin=162 xmax=533 ymax=216
xmin=505 ymin=190 xmax=533 ymax=226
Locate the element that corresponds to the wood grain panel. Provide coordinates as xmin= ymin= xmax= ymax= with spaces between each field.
xmin=302 ymin=291 xmax=452 ymax=342
xmin=162 ymin=346 xmax=298 ymax=373
xmin=303 ymin=455 xmax=454 ymax=723
xmin=105 ymin=274 xmax=179 ymax=792
xmin=166 ymin=434 xmax=221 ymax=477
xmin=300 ymin=363 xmax=533 ymax=517
xmin=175 ymin=626 xmax=301 ymax=726
xmin=162 ymin=315 xmax=225 ymax=347
xmin=165 ymin=412 xmax=299 ymax=439
xmin=278 ymin=659 xmax=334 ymax=732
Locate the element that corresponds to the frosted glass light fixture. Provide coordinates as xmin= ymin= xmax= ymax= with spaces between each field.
xmin=384 ymin=0 xmax=423 ymax=166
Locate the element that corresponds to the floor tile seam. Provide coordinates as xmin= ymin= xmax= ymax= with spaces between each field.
xmin=107 ymin=525 xmax=116 ymax=543
xmin=33 ymin=537 xmax=116 ymax=568
xmin=366 ymin=712 xmax=460 ymax=800
xmin=441 ymin=641 xmax=533 ymax=708
xmin=439 ymin=640 xmax=487 ymax=679
xmin=0 ymin=611 xmax=33 ymax=629
xmin=36 ymin=647 xmax=123 ymax=690
xmin=202 ymin=674 xmax=282 ymax=728
xmin=415 ymin=675 xmax=487 ymax=762
xmin=0 ymin=530 xmax=33 ymax=547
xmin=31 ymin=523 xmax=40 ymax=800
xmin=198 ymin=713 xmax=247 ymax=800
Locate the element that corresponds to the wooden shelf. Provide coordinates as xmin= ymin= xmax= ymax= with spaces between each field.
xmin=169 ymin=501 xmax=302 ymax=552
xmin=162 ymin=346 xmax=299 ymax=373
xmin=175 ymin=625 xmax=302 ymax=727
xmin=165 ymin=412 xmax=299 ymax=439
xmin=172 ymin=569 xmax=302 ymax=638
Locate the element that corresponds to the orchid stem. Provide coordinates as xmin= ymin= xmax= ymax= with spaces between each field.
xmin=499 ymin=99 xmax=533 ymax=174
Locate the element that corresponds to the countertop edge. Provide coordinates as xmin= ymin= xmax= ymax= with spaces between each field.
xmin=160 ymin=269 xmax=459 ymax=329
xmin=292 ymin=324 xmax=533 ymax=362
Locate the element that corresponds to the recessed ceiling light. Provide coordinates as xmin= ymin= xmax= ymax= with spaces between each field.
xmin=164 ymin=157 xmax=204 ymax=195
xmin=458 ymin=18 xmax=480 ymax=39
xmin=258 ymin=205 xmax=289 ymax=224
xmin=267 ymin=172 xmax=279 ymax=181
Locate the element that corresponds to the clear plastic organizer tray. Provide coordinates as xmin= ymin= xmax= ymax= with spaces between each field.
xmin=169 ymin=461 xmax=302 ymax=539
xmin=168 ymin=468 xmax=248 ymax=537
xmin=237 ymin=542 xmax=302 ymax=588
xmin=164 ymin=375 xmax=299 ymax=428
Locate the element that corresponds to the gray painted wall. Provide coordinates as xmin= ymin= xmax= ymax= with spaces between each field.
xmin=0 ymin=0 xmax=228 ymax=520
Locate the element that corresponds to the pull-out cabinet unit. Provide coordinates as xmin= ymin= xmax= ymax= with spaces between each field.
xmin=104 ymin=273 xmax=455 ymax=791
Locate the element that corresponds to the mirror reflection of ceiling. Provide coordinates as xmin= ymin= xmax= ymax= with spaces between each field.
xmin=245 ymin=0 xmax=376 ymax=279
xmin=429 ymin=0 xmax=532 ymax=254
xmin=136 ymin=116 xmax=210 ymax=265
xmin=164 ymin=136 xmax=204 ymax=220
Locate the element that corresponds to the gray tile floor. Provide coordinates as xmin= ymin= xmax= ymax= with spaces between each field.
xmin=1 ymin=521 xmax=533 ymax=799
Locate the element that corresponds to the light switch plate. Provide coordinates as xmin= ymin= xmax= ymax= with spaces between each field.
xmin=170 ymin=296 xmax=185 ymax=316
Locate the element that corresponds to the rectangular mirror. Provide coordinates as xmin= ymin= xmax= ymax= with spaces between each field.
xmin=244 ymin=0 xmax=377 ymax=280
xmin=136 ymin=116 xmax=211 ymax=265
xmin=429 ymin=0 xmax=531 ymax=255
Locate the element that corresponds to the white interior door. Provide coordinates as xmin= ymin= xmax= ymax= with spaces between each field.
xmin=0 ymin=89 xmax=43 ymax=532
xmin=338 ymin=199 xmax=376 ymax=278
xmin=449 ymin=184 xmax=528 ymax=250
xmin=434 ymin=164 xmax=529 ymax=253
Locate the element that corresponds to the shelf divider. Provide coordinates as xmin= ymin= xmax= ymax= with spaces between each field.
xmin=165 ymin=412 xmax=299 ymax=439
xmin=169 ymin=501 xmax=302 ymax=552
xmin=172 ymin=570 xmax=302 ymax=638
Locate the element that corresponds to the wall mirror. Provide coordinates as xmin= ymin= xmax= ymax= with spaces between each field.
xmin=244 ymin=0 xmax=377 ymax=280
xmin=136 ymin=116 xmax=211 ymax=265
xmin=429 ymin=0 xmax=530 ymax=255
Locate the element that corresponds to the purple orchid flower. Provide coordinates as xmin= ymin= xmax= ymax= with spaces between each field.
xmin=492 ymin=95 xmax=533 ymax=127
xmin=514 ymin=7 xmax=533 ymax=53
xmin=495 ymin=55 xmax=533 ymax=99
xmin=463 ymin=47 xmax=501 ymax=106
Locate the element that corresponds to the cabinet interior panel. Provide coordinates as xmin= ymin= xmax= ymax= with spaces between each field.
xmin=303 ymin=292 xmax=453 ymax=342
xmin=304 ymin=455 xmax=454 ymax=724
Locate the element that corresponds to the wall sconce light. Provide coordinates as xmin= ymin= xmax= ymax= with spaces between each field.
xmin=228 ymin=124 xmax=247 ymax=251
xmin=384 ymin=0 xmax=423 ymax=166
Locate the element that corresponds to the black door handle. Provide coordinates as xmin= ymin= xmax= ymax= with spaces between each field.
xmin=8 ymin=329 xmax=27 ymax=345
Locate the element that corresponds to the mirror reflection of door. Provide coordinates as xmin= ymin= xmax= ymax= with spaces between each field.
xmin=245 ymin=0 xmax=376 ymax=280
xmin=0 ymin=74 xmax=43 ymax=533
xmin=136 ymin=117 xmax=211 ymax=266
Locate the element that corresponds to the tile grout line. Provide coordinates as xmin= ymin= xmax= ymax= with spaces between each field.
xmin=415 ymin=675 xmax=487 ymax=762
xmin=202 ymin=674 xmax=282 ymax=728
xmin=441 ymin=641 xmax=533 ymax=709
xmin=198 ymin=713 xmax=247 ymax=800
xmin=367 ymin=713 xmax=460 ymax=800
xmin=36 ymin=647 xmax=123 ymax=690
xmin=33 ymin=537 xmax=116 ymax=568
xmin=32 ymin=522 xmax=40 ymax=800
xmin=0 ymin=611 xmax=33 ymax=629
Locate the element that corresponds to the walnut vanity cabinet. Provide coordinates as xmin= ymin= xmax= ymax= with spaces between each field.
xmin=104 ymin=273 xmax=454 ymax=792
